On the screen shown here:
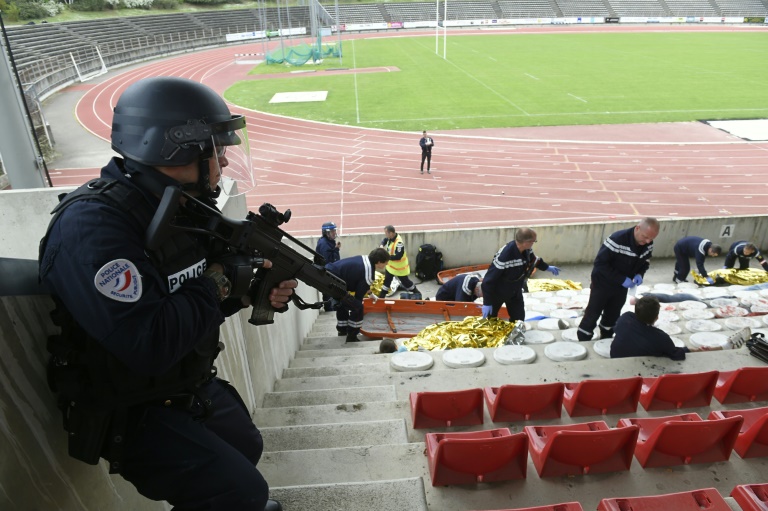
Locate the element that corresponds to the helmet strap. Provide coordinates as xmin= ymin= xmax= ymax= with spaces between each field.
xmin=180 ymin=159 xmax=220 ymax=199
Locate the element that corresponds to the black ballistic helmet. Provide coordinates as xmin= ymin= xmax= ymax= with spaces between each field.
xmin=111 ymin=76 xmax=245 ymax=167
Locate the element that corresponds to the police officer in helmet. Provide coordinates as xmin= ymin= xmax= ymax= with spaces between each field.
xmin=39 ymin=77 xmax=292 ymax=511
xmin=316 ymin=221 xmax=341 ymax=310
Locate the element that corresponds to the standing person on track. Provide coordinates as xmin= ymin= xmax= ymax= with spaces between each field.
xmin=673 ymin=235 xmax=721 ymax=284
xmin=419 ymin=130 xmax=434 ymax=174
xmin=577 ymin=218 xmax=659 ymax=342
xmin=480 ymin=228 xmax=561 ymax=322
xmin=723 ymin=241 xmax=768 ymax=272
xmin=377 ymin=225 xmax=421 ymax=299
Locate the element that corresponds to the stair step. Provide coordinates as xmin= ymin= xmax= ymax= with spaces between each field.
xmin=260 ymin=443 xmax=426 ymax=486
xmin=254 ymin=400 xmax=410 ymax=427
xmin=262 ymin=385 xmax=396 ymax=408
xmin=260 ymin=419 xmax=407 ymax=451
xmin=296 ymin=343 xmax=380 ymax=357
xmin=289 ymin=353 xmax=391 ymax=368
xmin=269 ymin=478 xmax=427 ymax=511
xmin=282 ymin=363 xmax=389 ymax=379
xmin=275 ymin=373 xmax=399 ymax=392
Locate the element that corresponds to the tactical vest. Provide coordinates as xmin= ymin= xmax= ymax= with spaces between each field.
xmin=40 ymin=177 xmax=223 ymax=471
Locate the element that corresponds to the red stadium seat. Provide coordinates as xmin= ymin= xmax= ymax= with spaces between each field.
xmin=639 ymin=371 xmax=719 ymax=411
xmin=525 ymin=421 xmax=638 ymax=477
xmin=731 ymin=483 xmax=768 ymax=511
xmin=709 ymin=406 xmax=768 ymax=458
xmin=410 ymin=388 xmax=484 ymax=429
xmin=617 ymin=413 xmax=741 ymax=468
xmin=562 ymin=377 xmax=643 ymax=417
xmin=713 ymin=367 xmax=768 ymax=404
xmin=598 ymin=488 xmax=730 ymax=511
xmin=472 ymin=504 xmax=583 ymax=511
xmin=484 ymin=383 xmax=564 ymax=422
xmin=426 ymin=429 xmax=528 ymax=486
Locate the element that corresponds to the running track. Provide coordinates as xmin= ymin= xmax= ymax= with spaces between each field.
xmin=52 ymin=25 xmax=768 ymax=237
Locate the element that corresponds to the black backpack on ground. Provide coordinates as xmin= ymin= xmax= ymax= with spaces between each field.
xmin=415 ymin=243 xmax=443 ymax=281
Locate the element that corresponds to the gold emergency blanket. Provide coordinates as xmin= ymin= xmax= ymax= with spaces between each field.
xmin=402 ymin=317 xmax=518 ymax=351
xmin=368 ymin=271 xmax=399 ymax=297
xmin=693 ymin=269 xmax=768 ymax=286
xmin=527 ymin=279 xmax=582 ymax=293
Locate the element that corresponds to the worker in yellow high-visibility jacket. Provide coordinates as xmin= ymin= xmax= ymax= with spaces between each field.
xmin=377 ymin=225 xmax=420 ymax=299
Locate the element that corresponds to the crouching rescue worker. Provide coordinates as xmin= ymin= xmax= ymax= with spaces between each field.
xmin=378 ymin=225 xmax=420 ymax=299
xmin=436 ymin=273 xmax=483 ymax=302
xmin=39 ymin=77 xmax=295 ymax=511
xmin=326 ymin=248 xmax=390 ymax=342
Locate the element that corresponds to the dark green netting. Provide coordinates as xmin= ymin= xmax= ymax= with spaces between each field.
xmin=266 ymin=42 xmax=342 ymax=66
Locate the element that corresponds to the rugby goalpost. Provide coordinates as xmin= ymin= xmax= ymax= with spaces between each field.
xmin=435 ymin=0 xmax=447 ymax=59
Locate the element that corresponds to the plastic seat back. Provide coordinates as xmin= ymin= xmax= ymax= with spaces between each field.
xmin=525 ymin=421 xmax=638 ymax=477
xmin=563 ymin=377 xmax=642 ymax=417
xmin=639 ymin=371 xmax=719 ymax=411
xmin=410 ymin=388 xmax=484 ymax=429
xmin=472 ymin=504 xmax=584 ymax=511
xmin=714 ymin=367 xmax=768 ymax=404
xmin=623 ymin=414 xmax=742 ymax=468
xmin=426 ymin=429 xmax=528 ymax=486
xmin=598 ymin=488 xmax=731 ymax=511
xmin=710 ymin=406 xmax=768 ymax=459
xmin=731 ymin=483 xmax=768 ymax=511
xmin=484 ymin=383 xmax=564 ymax=422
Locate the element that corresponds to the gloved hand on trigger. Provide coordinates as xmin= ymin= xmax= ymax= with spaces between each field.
xmin=622 ymin=277 xmax=635 ymax=289
xmin=547 ymin=266 xmax=561 ymax=276
xmin=706 ymin=277 xmax=715 ymax=285
xmin=632 ymin=274 xmax=643 ymax=286
xmin=481 ymin=305 xmax=493 ymax=318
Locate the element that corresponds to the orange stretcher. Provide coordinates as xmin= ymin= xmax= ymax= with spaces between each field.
xmin=360 ymin=298 xmax=509 ymax=338
xmin=436 ymin=264 xmax=489 ymax=284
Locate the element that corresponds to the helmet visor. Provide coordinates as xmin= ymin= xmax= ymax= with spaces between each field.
xmin=207 ymin=116 xmax=254 ymax=197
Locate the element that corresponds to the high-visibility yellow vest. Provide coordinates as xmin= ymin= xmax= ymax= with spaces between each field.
xmin=385 ymin=234 xmax=410 ymax=276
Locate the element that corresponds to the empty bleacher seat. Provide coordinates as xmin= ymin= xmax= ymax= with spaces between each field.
xmin=709 ymin=406 xmax=768 ymax=458
xmin=563 ymin=377 xmax=643 ymax=417
xmin=426 ymin=429 xmax=528 ymax=486
xmin=713 ymin=366 xmax=768 ymax=404
xmin=525 ymin=421 xmax=638 ymax=477
xmin=639 ymin=371 xmax=719 ymax=411
xmin=731 ymin=483 xmax=768 ymax=511
xmin=410 ymin=388 xmax=484 ymax=429
xmin=598 ymin=488 xmax=731 ymax=511
xmin=484 ymin=383 xmax=564 ymax=422
xmin=617 ymin=413 xmax=742 ymax=468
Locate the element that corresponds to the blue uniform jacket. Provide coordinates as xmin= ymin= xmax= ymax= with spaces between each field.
xmin=611 ymin=312 xmax=688 ymax=360
xmin=592 ymin=227 xmax=653 ymax=287
xmin=325 ymin=255 xmax=375 ymax=304
xmin=725 ymin=240 xmax=768 ymax=270
xmin=436 ymin=274 xmax=480 ymax=302
xmin=481 ymin=241 xmax=549 ymax=304
xmin=675 ymin=236 xmax=713 ymax=278
xmin=316 ymin=236 xmax=340 ymax=265
xmin=39 ymin=158 xmax=225 ymax=376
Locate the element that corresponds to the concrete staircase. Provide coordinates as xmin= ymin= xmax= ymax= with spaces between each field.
xmin=259 ymin=311 xmax=767 ymax=511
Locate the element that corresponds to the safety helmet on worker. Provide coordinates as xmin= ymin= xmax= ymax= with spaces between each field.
xmin=322 ymin=222 xmax=337 ymax=237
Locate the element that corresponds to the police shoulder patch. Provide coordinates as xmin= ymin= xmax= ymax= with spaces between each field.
xmin=94 ymin=259 xmax=142 ymax=303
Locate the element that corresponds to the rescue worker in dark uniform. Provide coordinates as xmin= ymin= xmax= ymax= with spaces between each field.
xmin=316 ymin=221 xmax=341 ymax=310
xmin=673 ymin=235 xmax=721 ymax=284
xmin=326 ymin=248 xmax=390 ymax=342
xmin=436 ymin=273 xmax=483 ymax=302
xmin=481 ymin=228 xmax=560 ymax=322
xmin=38 ymin=77 xmax=295 ymax=511
xmin=724 ymin=241 xmax=768 ymax=272
xmin=378 ymin=225 xmax=420 ymax=298
xmin=577 ymin=218 xmax=659 ymax=342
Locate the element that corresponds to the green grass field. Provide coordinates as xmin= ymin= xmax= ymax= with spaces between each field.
xmin=225 ymin=31 xmax=768 ymax=131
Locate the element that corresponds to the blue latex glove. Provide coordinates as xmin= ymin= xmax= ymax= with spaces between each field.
xmin=622 ymin=277 xmax=635 ymax=289
xmin=481 ymin=305 xmax=493 ymax=318
xmin=706 ymin=277 xmax=715 ymax=285
xmin=632 ymin=274 xmax=643 ymax=286
xmin=547 ymin=266 xmax=561 ymax=276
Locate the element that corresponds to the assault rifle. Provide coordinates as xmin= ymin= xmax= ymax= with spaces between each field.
xmin=146 ymin=186 xmax=348 ymax=325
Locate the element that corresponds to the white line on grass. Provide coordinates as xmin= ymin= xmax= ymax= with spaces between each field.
xmin=524 ymin=73 xmax=539 ymax=80
xmin=568 ymin=93 xmax=587 ymax=103
xmin=352 ymin=40 xmax=361 ymax=124
xmin=441 ymin=58 xmax=530 ymax=116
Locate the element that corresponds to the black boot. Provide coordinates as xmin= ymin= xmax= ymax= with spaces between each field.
xmin=346 ymin=331 xmax=361 ymax=343
xmin=264 ymin=499 xmax=283 ymax=511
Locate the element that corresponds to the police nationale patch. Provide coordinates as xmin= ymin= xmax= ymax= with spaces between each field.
xmin=94 ymin=259 xmax=142 ymax=303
